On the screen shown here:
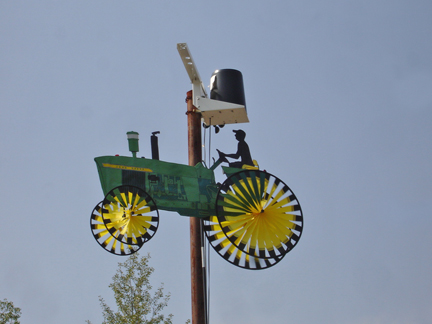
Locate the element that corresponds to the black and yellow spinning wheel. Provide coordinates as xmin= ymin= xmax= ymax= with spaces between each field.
xmin=101 ymin=185 xmax=159 ymax=247
xmin=216 ymin=170 xmax=303 ymax=261
xmin=90 ymin=202 xmax=142 ymax=255
xmin=203 ymin=215 xmax=283 ymax=270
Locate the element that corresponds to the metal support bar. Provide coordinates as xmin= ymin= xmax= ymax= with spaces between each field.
xmin=178 ymin=43 xmax=208 ymax=107
xmin=187 ymin=90 xmax=207 ymax=324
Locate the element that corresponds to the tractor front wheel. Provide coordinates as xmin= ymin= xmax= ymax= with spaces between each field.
xmin=101 ymin=185 xmax=159 ymax=248
xmin=90 ymin=201 xmax=142 ymax=255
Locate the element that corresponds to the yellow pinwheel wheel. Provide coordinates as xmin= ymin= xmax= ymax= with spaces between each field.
xmin=90 ymin=202 xmax=142 ymax=255
xmin=101 ymin=185 xmax=159 ymax=248
xmin=203 ymin=215 xmax=283 ymax=270
xmin=216 ymin=170 xmax=303 ymax=261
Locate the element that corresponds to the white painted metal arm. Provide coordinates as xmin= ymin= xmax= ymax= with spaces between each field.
xmin=177 ymin=43 xmax=207 ymax=104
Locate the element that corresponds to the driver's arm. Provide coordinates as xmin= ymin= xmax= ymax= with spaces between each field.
xmin=224 ymin=143 xmax=241 ymax=159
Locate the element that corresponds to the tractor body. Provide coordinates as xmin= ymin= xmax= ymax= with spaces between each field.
xmin=95 ymin=155 xmax=218 ymax=218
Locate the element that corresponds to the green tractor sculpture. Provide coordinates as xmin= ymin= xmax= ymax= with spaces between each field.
xmin=90 ymin=131 xmax=303 ymax=270
xmin=90 ymin=43 xmax=303 ymax=270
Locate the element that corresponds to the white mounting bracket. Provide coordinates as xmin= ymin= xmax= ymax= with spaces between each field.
xmin=177 ymin=43 xmax=249 ymax=126
xmin=195 ymin=97 xmax=249 ymax=125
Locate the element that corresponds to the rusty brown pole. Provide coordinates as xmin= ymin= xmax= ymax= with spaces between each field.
xmin=186 ymin=90 xmax=207 ymax=324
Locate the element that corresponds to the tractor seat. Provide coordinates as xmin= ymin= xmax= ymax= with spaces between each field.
xmin=242 ymin=159 xmax=259 ymax=170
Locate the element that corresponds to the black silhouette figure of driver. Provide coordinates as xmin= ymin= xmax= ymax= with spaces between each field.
xmin=217 ymin=130 xmax=253 ymax=168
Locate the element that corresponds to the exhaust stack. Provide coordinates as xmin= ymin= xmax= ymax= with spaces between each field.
xmin=151 ymin=131 xmax=160 ymax=160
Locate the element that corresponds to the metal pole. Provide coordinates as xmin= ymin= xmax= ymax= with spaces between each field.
xmin=186 ymin=90 xmax=206 ymax=324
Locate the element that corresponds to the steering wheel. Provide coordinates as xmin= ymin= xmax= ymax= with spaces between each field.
xmin=216 ymin=149 xmax=229 ymax=163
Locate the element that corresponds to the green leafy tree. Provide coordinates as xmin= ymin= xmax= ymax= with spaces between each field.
xmin=0 ymin=299 xmax=21 ymax=324
xmin=87 ymin=253 xmax=173 ymax=324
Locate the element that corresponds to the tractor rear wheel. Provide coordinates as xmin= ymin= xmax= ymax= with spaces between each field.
xmin=215 ymin=170 xmax=303 ymax=261
xmin=203 ymin=215 xmax=283 ymax=270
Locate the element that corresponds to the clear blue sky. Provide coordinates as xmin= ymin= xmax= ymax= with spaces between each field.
xmin=1 ymin=1 xmax=431 ymax=323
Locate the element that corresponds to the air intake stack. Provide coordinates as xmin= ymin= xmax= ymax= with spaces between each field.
xmin=127 ymin=131 xmax=139 ymax=158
